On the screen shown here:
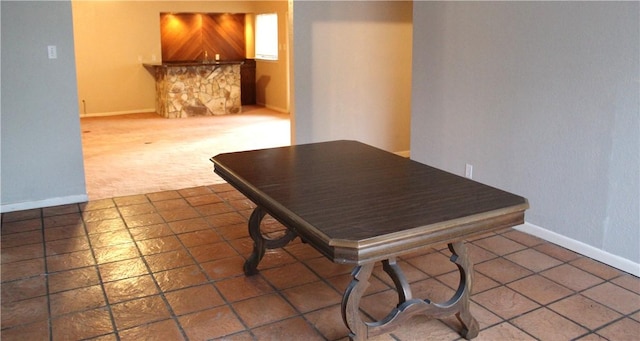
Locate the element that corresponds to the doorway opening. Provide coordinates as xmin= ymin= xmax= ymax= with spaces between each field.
xmin=72 ymin=2 xmax=293 ymax=200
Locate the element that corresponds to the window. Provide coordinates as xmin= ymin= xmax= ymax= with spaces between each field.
xmin=255 ymin=13 xmax=278 ymax=61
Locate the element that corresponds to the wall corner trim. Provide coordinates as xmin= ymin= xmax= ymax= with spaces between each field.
xmin=515 ymin=222 xmax=640 ymax=277
xmin=260 ymin=103 xmax=289 ymax=114
xmin=1 ymin=194 xmax=89 ymax=213
xmin=394 ymin=150 xmax=410 ymax=158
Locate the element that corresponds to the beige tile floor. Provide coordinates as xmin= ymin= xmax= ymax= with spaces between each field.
xmin=2 ymin=107 xmax=640 ymax=340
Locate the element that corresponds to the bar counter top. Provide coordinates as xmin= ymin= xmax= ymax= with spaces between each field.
xmin=143 ymin=60 xmax=244 ymax=68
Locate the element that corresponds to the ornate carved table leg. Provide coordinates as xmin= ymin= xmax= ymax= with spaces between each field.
xmin=340 ymin=242 xmax=479 ymax=340
xmin=243 ymin=207 xmax=267 ymax=275
xmin=341 ymin=263 xmax=375 ymax=341
xmin=243 ymin=206 xmax=298 ymax=276
xmin=448 ymin=241 xmax=479 ymax=339
xmin=382 ymin=258 xmax=412 ymax=304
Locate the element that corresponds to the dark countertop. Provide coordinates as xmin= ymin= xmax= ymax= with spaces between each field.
xmin=143 ymin=60 xmax=244 ymax=67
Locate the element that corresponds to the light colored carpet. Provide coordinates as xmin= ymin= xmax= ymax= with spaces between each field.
xmin=81 ymin=105 xmax=290 ymax=200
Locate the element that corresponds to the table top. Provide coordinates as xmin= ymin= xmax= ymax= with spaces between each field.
xmin=212 ymin=140 xmax=528 ymax=264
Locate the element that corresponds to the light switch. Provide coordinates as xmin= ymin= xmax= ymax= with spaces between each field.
xmin=47 ymin=45 xmax=57 ymax=59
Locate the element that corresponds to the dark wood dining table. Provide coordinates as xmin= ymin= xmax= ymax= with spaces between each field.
xmin=211 ymin=140 xmax=528 ymax=340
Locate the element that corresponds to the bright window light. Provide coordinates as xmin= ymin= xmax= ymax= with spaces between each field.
xmin=255 ymin=13 xmax=278 ymax=61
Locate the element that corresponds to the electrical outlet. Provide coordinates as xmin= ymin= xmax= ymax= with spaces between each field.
xmin=47 ymin=45 xmax=57 ymax=59
xmin=465 ymin=164 xmax=473 ymax=179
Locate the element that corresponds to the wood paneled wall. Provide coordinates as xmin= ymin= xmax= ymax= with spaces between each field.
xmin=161 ymin=13 xmax=246 ymax=62
xmin=202 ymin=14 xmax=245 ymax=61
xmin=160 ymin=14 xmax=202 ymax=61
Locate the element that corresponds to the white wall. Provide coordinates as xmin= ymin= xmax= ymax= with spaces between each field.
xmin=292 ymin=1 xmax=412 ymax=153
xmin=411 ymin=2 xmax=639 ymax=274
xmin=1 ymin=1 xmax=87 ymax=212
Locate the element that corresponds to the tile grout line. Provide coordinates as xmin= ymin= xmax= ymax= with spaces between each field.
xmin=201 ymin=189 xmax=351 ymax=339
xmin=174 ymin=188 xmax=258 ymax=340
xmin=210 ymin=188 xmax=327 ymax=340
xmin=462 ymin=235 xmax=567 ymax=338
xmin=79 ymin=200 xmax=122 ymax=341
xmin=37 ymin=208 xmax=55 ymax=341
xmin=115 ymin=193 xmax=191 ymax=341
xmin=473 ymin=230 xmax=635 ymax=339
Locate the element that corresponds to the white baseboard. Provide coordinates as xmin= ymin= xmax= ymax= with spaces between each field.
xmin=257 ymin=102 xmax=288 ymax=114
xmin=82 ymin=108 xmax=156 ymax=118
xmin=1 ymin=194 xmax=88 ymax=213
xmin=516 ymin=221 xmax=640 ymax=277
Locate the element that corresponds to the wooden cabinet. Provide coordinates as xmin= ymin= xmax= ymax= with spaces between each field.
xmin=241 ymin=59 xmax=256 ymax=105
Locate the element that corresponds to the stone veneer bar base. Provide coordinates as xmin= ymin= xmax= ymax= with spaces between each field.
xmin=145 ymin=63 xmax=242 ymax=118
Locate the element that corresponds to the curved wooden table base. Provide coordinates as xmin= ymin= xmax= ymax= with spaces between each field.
xmin=243 ymin=207 xmax=478 ymax=340
xmin=341 ymin=242 xmax=479 ymax=340
xmin=243 ymin=207 xmax=297 ymax=276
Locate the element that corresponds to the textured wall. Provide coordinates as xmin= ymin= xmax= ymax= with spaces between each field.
xmin=410 ymin=2 xmax=639 ymax=265
xmin=1 ymin=1 xmax=87 ymax=211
